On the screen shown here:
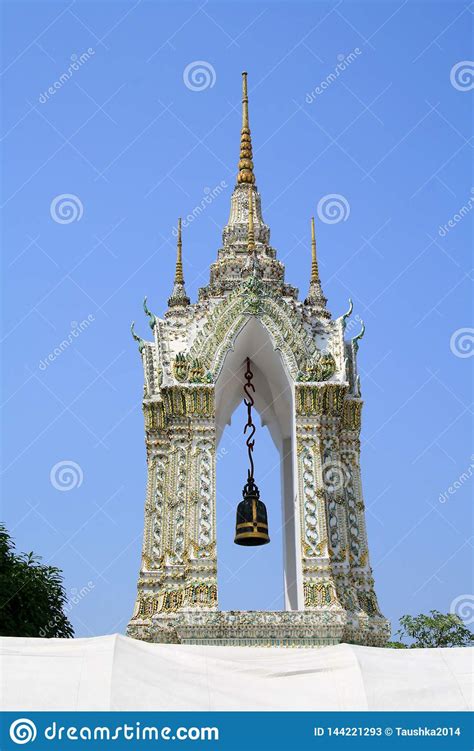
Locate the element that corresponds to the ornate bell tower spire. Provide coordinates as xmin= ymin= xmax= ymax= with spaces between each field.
xmin=128 ymin=71 xmax=389 ymax=648
xmin=168 ymin=218 xmax=190 ymax=308
xmin=237 ymin=72 xmax=255 ymax=185
xmin=310 ymin=217 xmax=319 ymax=284
xmin=305 ymin=217 xmax=329 ymax=317
xmin=202 ymin=72 xmax=295 ymax=297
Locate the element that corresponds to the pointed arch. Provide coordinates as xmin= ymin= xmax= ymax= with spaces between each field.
xmin=214 ymin=316 xmax=303 ymax=610
xmin=189 ymin=282 xmax=318 ymax=382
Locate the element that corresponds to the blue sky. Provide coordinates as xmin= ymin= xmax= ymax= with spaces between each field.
xmin=2 ymin=0 xmax=473 ymax=638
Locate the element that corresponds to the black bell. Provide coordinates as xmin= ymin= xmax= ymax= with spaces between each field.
xmin=234 ymin=478 xmax=270 ymax=546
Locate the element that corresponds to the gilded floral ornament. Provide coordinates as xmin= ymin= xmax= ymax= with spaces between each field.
xmin=298 ymin=351 xmax=336 ymax=382
xmin=173 ymin=352 xmax=189 ymax=382
xmin=241 ymin=274 xmax=264 ymax=314
xmin=189 ymin=358 xmax=206 ymax=383
xmin=188 ymin=358 xmax=203 ymax=382
xmin=316 ymin=352 xmax=336 ymax=380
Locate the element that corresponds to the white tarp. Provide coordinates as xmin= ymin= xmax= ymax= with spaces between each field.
xmin=1 ymin=634 xmax=472 ymax=711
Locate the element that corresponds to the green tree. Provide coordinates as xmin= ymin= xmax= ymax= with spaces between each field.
xmin=0 ymin=524 xmax=73 ymax=638
xmin=388 ymin=610 xmax=473 ymax=649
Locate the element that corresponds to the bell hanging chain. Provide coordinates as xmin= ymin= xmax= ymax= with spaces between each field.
xmin=243 ymin=357 xmax=256 ymax=483
xmin=234 ymin=356 xmax=270 ymax=546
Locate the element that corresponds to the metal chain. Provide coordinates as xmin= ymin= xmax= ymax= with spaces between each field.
xmin=243 ymin=357 xmax=256 ymax=482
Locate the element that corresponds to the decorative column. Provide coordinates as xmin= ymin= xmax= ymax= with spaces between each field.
xmin=128 ymin=385 xmax=218 ymax=642
xmin=295 ymin=384 xmax=348 ymax=616
xmin=340 ymin=398 xmax=385 ymax=624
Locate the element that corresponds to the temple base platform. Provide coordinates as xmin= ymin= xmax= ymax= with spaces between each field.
xmin=127 ymin=609 xmax=390 ymax=647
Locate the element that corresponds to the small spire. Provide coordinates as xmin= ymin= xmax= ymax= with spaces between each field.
xmin=168 ymin=218 xmax=190 ymax=308
xmin=305 ymin=217 xmax=329 ymax=316
xmin=237 ymin=72 xmax=255 ymax=185
xmin=247 ymin=187 xmax=255 ymax=251
xmin=310 ymin=217 xmax=319 ymax=284
xmin=175 ymin=218 xmax=184 ymax=285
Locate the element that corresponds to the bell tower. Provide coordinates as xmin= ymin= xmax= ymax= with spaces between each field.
xmin=127 ymin=73 xmax=390 ymax=646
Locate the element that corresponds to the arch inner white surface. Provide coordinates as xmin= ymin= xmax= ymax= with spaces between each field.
xmin=215 ymin=318 xmax=301 ymax=610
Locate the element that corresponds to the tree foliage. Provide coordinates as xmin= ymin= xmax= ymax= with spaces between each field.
xmin=388 ymin=610 xmax=473 ymax=649
xmin=0 ymin=524 xmax=73 ymax=638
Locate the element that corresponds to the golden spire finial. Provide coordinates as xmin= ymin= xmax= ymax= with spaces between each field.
xmin=310 ymin=216 xmax=319 ymax=284
xmin=305 ymin=216 xmax=329 ymax=315
xmin=247 ymin=187 xmax=255 ymax=251
xmin=168 ymin=218 xmax=190 ymax=308
xmin=175 ymin=217 xmax=184 ymax=285
xmin=237 ymin=72 xmax=255 ymax=185
xmin=242 ymin=70 xmax=249 ymax=129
